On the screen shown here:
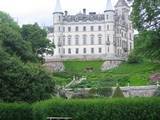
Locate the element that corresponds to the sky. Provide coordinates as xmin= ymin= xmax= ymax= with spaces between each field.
xmin=0 ymin=0 xmax=119 ymax=26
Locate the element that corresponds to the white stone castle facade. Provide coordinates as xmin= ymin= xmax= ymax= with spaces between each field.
xmin=47 ymin=0 xmax=134 ymax=61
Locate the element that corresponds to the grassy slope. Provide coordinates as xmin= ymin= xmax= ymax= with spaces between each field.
xmin=53 ymin=60 xmax=160 ymax=88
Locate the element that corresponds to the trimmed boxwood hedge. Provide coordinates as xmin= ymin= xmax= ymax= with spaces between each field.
xmin=33 ymin=98 xmax=160 ymax=120
xmin=1 ymin=98 xmax=160 ymax=120
xmin=0 ymin=103 xmax=32 ymax=120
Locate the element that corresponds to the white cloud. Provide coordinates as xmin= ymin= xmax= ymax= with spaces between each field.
xmin=0 ymin=0 xmax=118 ymax=26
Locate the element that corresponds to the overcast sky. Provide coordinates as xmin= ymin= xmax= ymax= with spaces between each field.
xmin=0 ymin=0 xmax=119 ymax=26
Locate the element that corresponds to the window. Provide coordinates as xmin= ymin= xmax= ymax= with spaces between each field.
xmin=99 ymin=48 xmax=102 ymax=53
xmin=59 ymin=27 xmax=61 ymax=32
xmin=98 ymin=34 xmax=102 ymax=45
xmin=68 ymin=35 xmax=72 ymax=45
xmin=59 ymin=16 xmax=61 ymax=21
xmin=58 ymin=36 xmax=61 ymax=46
xmin=58 ymin=48 xmax=61 ymax=54
xmin=106 ymin=15 xmax=109 ymax=19
xmin=68 ymin=27 xmax=71 ymax=32
xmin=122 ymin=32 xmax=124 ymax=37
xmin=75 ymin=26 xmax=79 ymax=31
xmin=76 ymin=48 xmax=79 ymax=54
xmin=83 ymin=26 xmax=86 ymax=31
xmin=63 ymin=27 xmax=65 ymax=32
xmin=125 ymin=33 xmax=127 ymax=38
xmin=83 ymin=48 xmax=86 ymax=54
xmin=91 ymin=48 xmax=94 ymax=54
xmin=75 ymin=35 xmax=79 ymax=45
xmin=90 ymin=35 xmax=94 ymax=45
xmin=107 ymin=25 xmax=109 ymax=30
xmin=63 ymin=48 xmax=65 ymax=54
xmin=108 ymin=47 xmax=109 ymax=52
xmin=91 ymin=26 xmax=94 ymax=31
xmin=68 ymin=48 xmax=71 ymax=54
xmin=63 ymin=36 xmax=65 ymax=45
xmin=129 ymin=33 xmax=132 ymax=40
xmin=98 ymin=26 xmax=102 ymax=31
xmin=83 ymin=35 xmax=87 ymax=45
xmin=107 ymin=35 xmax=110 ymax=42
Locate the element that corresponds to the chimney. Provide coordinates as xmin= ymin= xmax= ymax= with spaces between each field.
xmin=64 ymin=11 xmax=68 ymax=16
xmin=83 ymin=9 xmax=86 ymax=14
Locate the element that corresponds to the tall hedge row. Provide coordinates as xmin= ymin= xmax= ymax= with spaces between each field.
xmin=1 ymin=98 xmax=160 ymax=120
xmin=33 ymin=98 xmax=160 ymax=120
xmin=0 ymin=103 xmax=32 ymax=120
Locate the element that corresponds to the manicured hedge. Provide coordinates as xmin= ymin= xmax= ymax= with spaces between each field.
xmin=0 ymin=103 xmax=32 ymax=120
xmin=1 ymin=98 xmax=160 ymax=120
xmin=33 ymin=98 xmax=160 ymax=120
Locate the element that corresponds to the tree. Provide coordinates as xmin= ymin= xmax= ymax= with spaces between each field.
xmin=112 ymin=86 xmax=124 ymax=98
xmin=0 ymin=48 xmax=55 ymax=103
xmin=0 ymin=23 xmax=38 ymax=62
xmin=0 ymin=11 xmax=55 ymax=103
xmin=21 ymin=23 xmax=54 ymax=58
xmin=131 ymin=0 xmax=160 ymax=60
xmin=132 ymin=0 xmax=160 ymax=31
xmin=0 ymin=11 xmax=20 ymax=31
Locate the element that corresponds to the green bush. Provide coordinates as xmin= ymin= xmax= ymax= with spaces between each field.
xmin=32 ymin=98 xmax=160 ymax=120
xmin=154 ymin=87 xmax=160 ymax=96
xmin=112 ymin=86 xmax=124 ymax=98
xmin=0 ymin=103 xmax=32 ymax=120
xmin=127 ymin=52 xmax=142 ymax=64
xmin=92 ymin=87 xmax=113 ymax=97
xmin=1 ymin=98 xmax=160 ymax=120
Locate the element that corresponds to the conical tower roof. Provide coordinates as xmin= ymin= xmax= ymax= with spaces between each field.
xmin=115 ymin=0 xmax=129 ymax=7
xmin=106 ymin=0 xmax=114 ymax=11
xmin=54 ymin=0 xmax=63 ymax=13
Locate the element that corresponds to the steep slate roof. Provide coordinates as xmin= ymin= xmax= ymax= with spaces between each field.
xmin=115 ymin=0 xmax=129 ymax=7
xmin=63 ymin=14 xmax=105 ymax=22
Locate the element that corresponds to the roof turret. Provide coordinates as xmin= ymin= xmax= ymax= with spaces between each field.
xmin=54 ymin=0 xmax=63 ymax=13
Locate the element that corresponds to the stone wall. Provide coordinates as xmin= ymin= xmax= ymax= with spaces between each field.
xmin=64 ymin=85 xmax=159 ymax=98
xmin=101 ymin=60 xmax=122 ymax=71
xmin=44 ymin=61 xmax=64 ymax=72
xmin=45 ymin=58 xmax=123 ymax=72
xmin=119 ymin=85 xmax=158 ymax=97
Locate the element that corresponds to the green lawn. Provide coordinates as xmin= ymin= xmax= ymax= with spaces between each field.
xmin=53 ymin=60 xmax=160 ymax=88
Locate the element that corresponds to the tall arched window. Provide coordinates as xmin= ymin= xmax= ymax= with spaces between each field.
xmin=83 ymin=34 xmax=87 ymax=45
xmin=68 ymin=48 xmax=71 ymax=54
xmin=68 ymin=35 xmax=72 ymax=45
xmin=90 ymin=34 xmax=95 ymax=45
xmin=98 ymin=34 xmax=102 ymax=45
xmin=75 ymin=35 xmax=79 ymax=45
xmin=63 ymin=35 xmax=65 ymax=45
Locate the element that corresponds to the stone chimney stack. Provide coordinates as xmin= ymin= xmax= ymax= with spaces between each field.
xmin=64 ymin=11 xmax=68 ymax=16
xmin=83 ymin=8 xmax=86 ymax=14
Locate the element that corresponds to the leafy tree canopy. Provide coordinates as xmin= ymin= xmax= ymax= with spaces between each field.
xmin=0 ymin=11 xmax=55 ymax=103
xmin=21 ymin=23 xmax=54 ymax=58
xmin=132 ymin=0 xmax=160 ymax=31
xmin=131 ymin=0 xmax=160 ymax=60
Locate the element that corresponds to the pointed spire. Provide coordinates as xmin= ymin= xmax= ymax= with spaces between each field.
xmin=54 ymin=0 xmax=63 ymax=13
xmin=115 ymin=0 xmax=129 ymax=8
xmin=106 ymin=0 xmax=114 ymax=11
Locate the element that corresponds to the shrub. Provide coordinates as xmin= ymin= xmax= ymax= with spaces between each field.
xmin=0 ymin=103 xmax=32 ymax=120
xmin=32 ymin=98 xmax=160 ymax=120
xmin=127 ymin=52 xmax=142 ymax=64
xmin=154 ymin=87 xmax=160 ymax=96
xmin=112 ymin=86 xmax=124 ymax=98
xmin=96 ymin=87 xmax=113 ymax=97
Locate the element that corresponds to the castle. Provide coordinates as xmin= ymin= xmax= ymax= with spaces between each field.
xmin=46 ymin=0 xmax=134 ymax=61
